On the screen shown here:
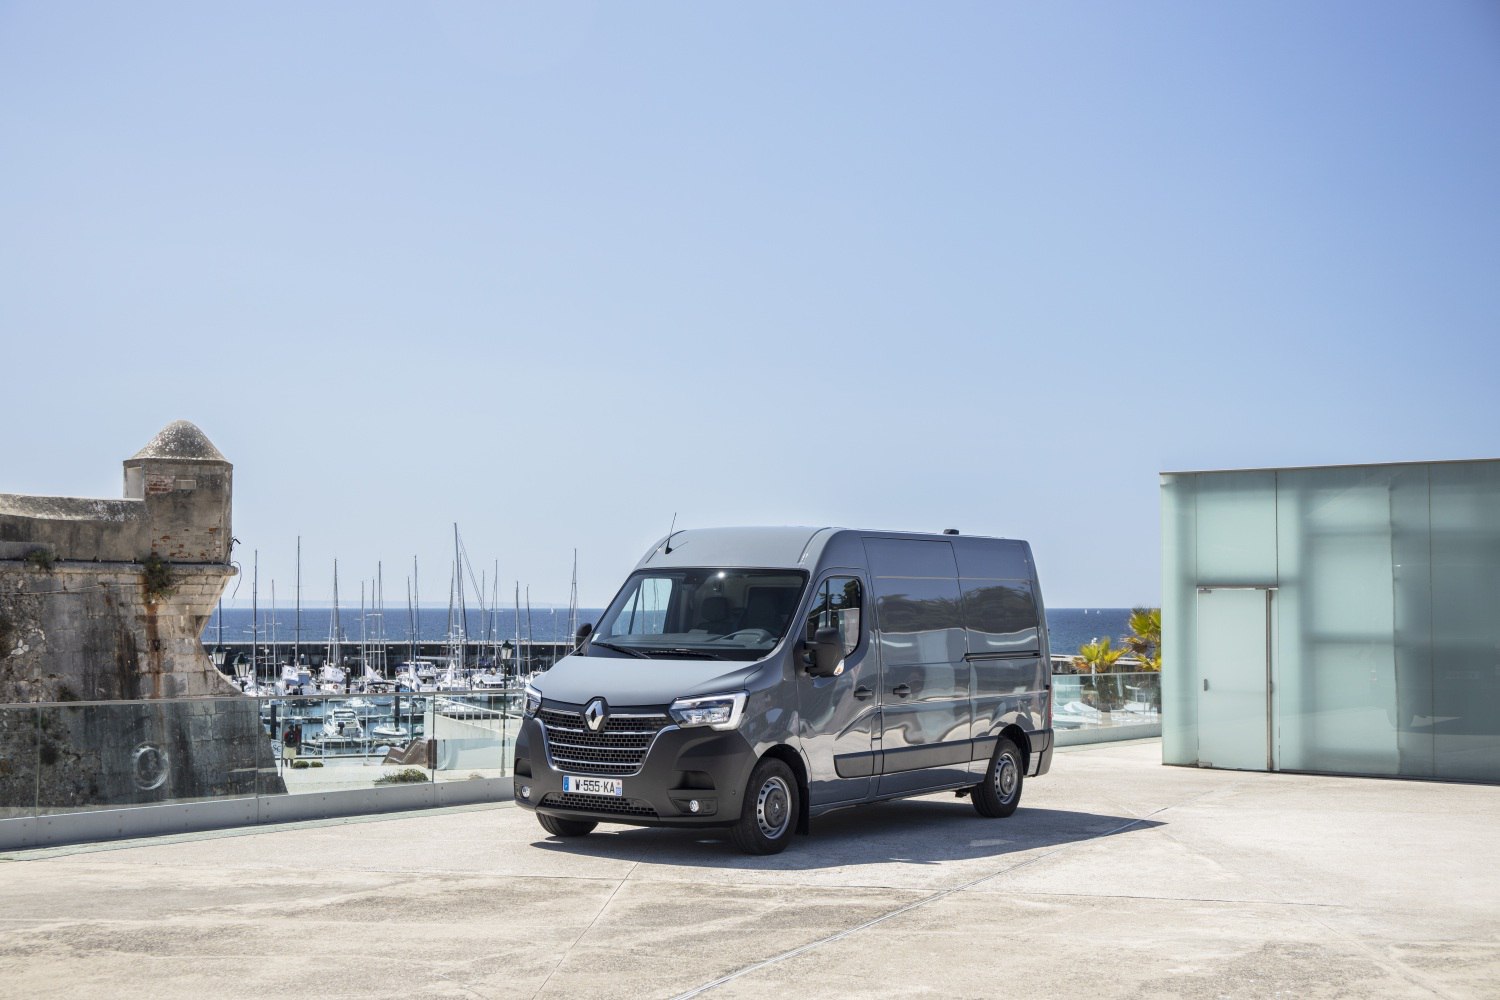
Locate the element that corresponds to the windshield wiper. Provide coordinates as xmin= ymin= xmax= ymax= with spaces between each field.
xmin=638 ymin=647 xmax=729 ymax=660
xmin=590 ymin=640 xmax=649 ymax=659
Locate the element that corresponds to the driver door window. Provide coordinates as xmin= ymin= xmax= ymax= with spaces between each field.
xmin=806 ymin=577 xmax=863 ymax=656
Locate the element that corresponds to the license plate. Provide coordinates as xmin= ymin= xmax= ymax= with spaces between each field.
xmin=562 ymin=775 xmax=623 ymax=797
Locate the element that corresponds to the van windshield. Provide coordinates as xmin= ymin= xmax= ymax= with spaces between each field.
xmin=589 ymin=569 xmax=807 ymax=661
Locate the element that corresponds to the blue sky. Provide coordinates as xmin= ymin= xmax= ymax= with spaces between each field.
xmin=2 ymin=2 xmax=1497 ymax=609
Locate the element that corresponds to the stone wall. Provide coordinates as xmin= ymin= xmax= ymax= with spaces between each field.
xmin=0 ymin=562 xmax=240 ymax=703
xmin=0 ymin=558 xmax=286 ymax=807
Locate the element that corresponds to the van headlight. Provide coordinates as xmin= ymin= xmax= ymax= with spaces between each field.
xmin=669 ymin=692 xmax=747 ymax=731
xmin=523 ymin=683 xmax=542 ymax=717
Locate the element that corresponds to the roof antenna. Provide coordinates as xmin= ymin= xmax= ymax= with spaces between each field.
xmin=664 ymin=512 xmax=679 ymax=553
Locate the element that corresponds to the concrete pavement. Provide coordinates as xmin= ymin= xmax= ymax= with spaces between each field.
xmin=2 ymin=740 xmax=1496 ymax=999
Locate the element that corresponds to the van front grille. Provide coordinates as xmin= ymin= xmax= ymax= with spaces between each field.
xmin=539 ymin=707 xmax=670 ymax=776
xmin=540 ymin=792 xmax=659 ymax=818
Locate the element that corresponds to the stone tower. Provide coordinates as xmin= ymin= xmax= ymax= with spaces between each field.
xmin=0 ymin=421 xmax=281 ymax=810
xmin=0 ymin=420 xmax=240 ymax=701
xmin=123 ymin=419 xmax=233 ymax=564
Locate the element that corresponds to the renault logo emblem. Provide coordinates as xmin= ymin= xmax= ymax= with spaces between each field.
xmin=583 ymin=697 xmax=608 ymax=732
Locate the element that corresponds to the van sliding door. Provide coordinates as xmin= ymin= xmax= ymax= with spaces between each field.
xmin=865 ymin=539 xmax=973 ymax=795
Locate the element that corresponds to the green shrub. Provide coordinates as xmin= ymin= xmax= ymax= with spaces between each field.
xmin=374 ymin=767 xmax=430 ymax=785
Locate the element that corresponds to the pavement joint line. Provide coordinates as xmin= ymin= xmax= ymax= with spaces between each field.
xmin=667 ymin=789 xmax=1221 ymax=1000
xmin=528 ymin=856 xmax=644 ymax=1000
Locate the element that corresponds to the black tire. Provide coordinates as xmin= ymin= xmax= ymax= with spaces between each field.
xmin=538 ymin=813 xmax=597 ymax=838
xmin=972 ymin=737 xmax=1024 ymax=818
xmin=730 ymin=757 xmax=798 ymax=855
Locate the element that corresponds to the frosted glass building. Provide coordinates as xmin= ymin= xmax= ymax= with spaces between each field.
xmin=1161 ymin=460 xmax=1500 ymax=782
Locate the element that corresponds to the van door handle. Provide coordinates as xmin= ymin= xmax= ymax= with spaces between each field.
xmin=853 ymin=686 xmax=874 ymax=701
xmin=892 ymin=684 xmax=912 ymax=698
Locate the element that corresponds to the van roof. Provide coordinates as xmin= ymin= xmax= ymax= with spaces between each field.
xmin=635 ymin=526 xmax=1026 ymax=573
xmin=637 ymin=526 xmax=833 ymax=569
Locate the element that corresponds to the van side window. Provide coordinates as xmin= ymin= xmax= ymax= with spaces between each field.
xmin=960 ymin=580 xmax=1040 ymax=653
xmin=806 ymin=577 xmax=862 ymax=655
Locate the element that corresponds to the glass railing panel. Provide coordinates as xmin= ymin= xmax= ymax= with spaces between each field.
xmin=430 ymin=691 xmax=514 ymax=782
xmin=266 ymin=692 xmax=435 ymax=793
xmin=1052 ymin=672 xmax=1160 ymax=731
xmin=0 ymin=704 xmax=39 ymax=818
xmin=34 ymin=698 xmax=266 ymax=815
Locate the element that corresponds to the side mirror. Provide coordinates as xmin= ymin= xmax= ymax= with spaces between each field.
xmin=574 ymin=622 xmax=594 ymax=651
xmin=803 ymin=627 xmax=843 ymax=677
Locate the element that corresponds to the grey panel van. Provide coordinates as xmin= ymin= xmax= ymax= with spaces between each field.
xmin=513 ymin=527 xmax=1053 ymax=854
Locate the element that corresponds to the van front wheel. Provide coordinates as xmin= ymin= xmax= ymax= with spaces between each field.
xmin=973 ymin=738 xmax=1023 ymax=818
xmin=730 ymin=758 xmax=798 ymax=855
xmin=538 ymin=813 xmax=597 ymax=838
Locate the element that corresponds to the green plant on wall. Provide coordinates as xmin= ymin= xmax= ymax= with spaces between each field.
xmin=140 ymin=554 xmax=176 ymax=602
xmin=24 ymin=547 xmax=56 ymax=572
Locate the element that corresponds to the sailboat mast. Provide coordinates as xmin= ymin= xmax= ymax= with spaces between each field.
xmin=453 ymin=523 xmax=467 ymax=674
xmin=294 ymin=535 xmax=302 ymax=668
xmin=569 ymin=548 xmax=578 ymax=641
xmin=446 ymin=566 xmax=456 ymax=676
xmin=270 ymin=579 xmax=278 ymax=679
xmin=251 ymin=550 xmax=259 ymax=686
xmin=359 ymin=580 xmax=367 ymax=687
xmin=377 ymin=561 xmax=385 ymax=673
xmin=330 ymin=559 xmax=341 ymax=690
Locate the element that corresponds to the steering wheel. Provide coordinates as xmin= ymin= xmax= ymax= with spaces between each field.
xmin=714 ymin=628 xmax=773 ymax=643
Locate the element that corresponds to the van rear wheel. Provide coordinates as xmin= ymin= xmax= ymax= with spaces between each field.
xmin=973 ymin=738 xmax=1024 ymax=818
xmin=730 ymin=758 xmax=798 ymax=855
xmin=538 ymin=813 xmax=597 ymax=838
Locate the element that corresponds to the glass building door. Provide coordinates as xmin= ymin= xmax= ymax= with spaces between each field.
xmin=1195 ymin=587 xmax=1272 ymax=771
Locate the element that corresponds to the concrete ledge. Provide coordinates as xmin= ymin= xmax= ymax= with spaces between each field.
xmin=0 ymin=778 xmax=514 ymax=851
xmin=1055 ymin=721 xmax=1162 ymax=747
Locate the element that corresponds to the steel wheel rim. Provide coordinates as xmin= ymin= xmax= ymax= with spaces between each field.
xmin=995 ymin=754 xmax=1018 ymax=801
xmin=756 ymin=775 xmax=791 ymax=839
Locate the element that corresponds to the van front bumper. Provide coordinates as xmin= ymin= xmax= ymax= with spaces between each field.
xmin=512 ymin=712 xmax=757 ymax=828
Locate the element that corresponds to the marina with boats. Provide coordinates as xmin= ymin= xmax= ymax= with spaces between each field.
xmin=207 ymin=529 xmax=585 ymax=697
